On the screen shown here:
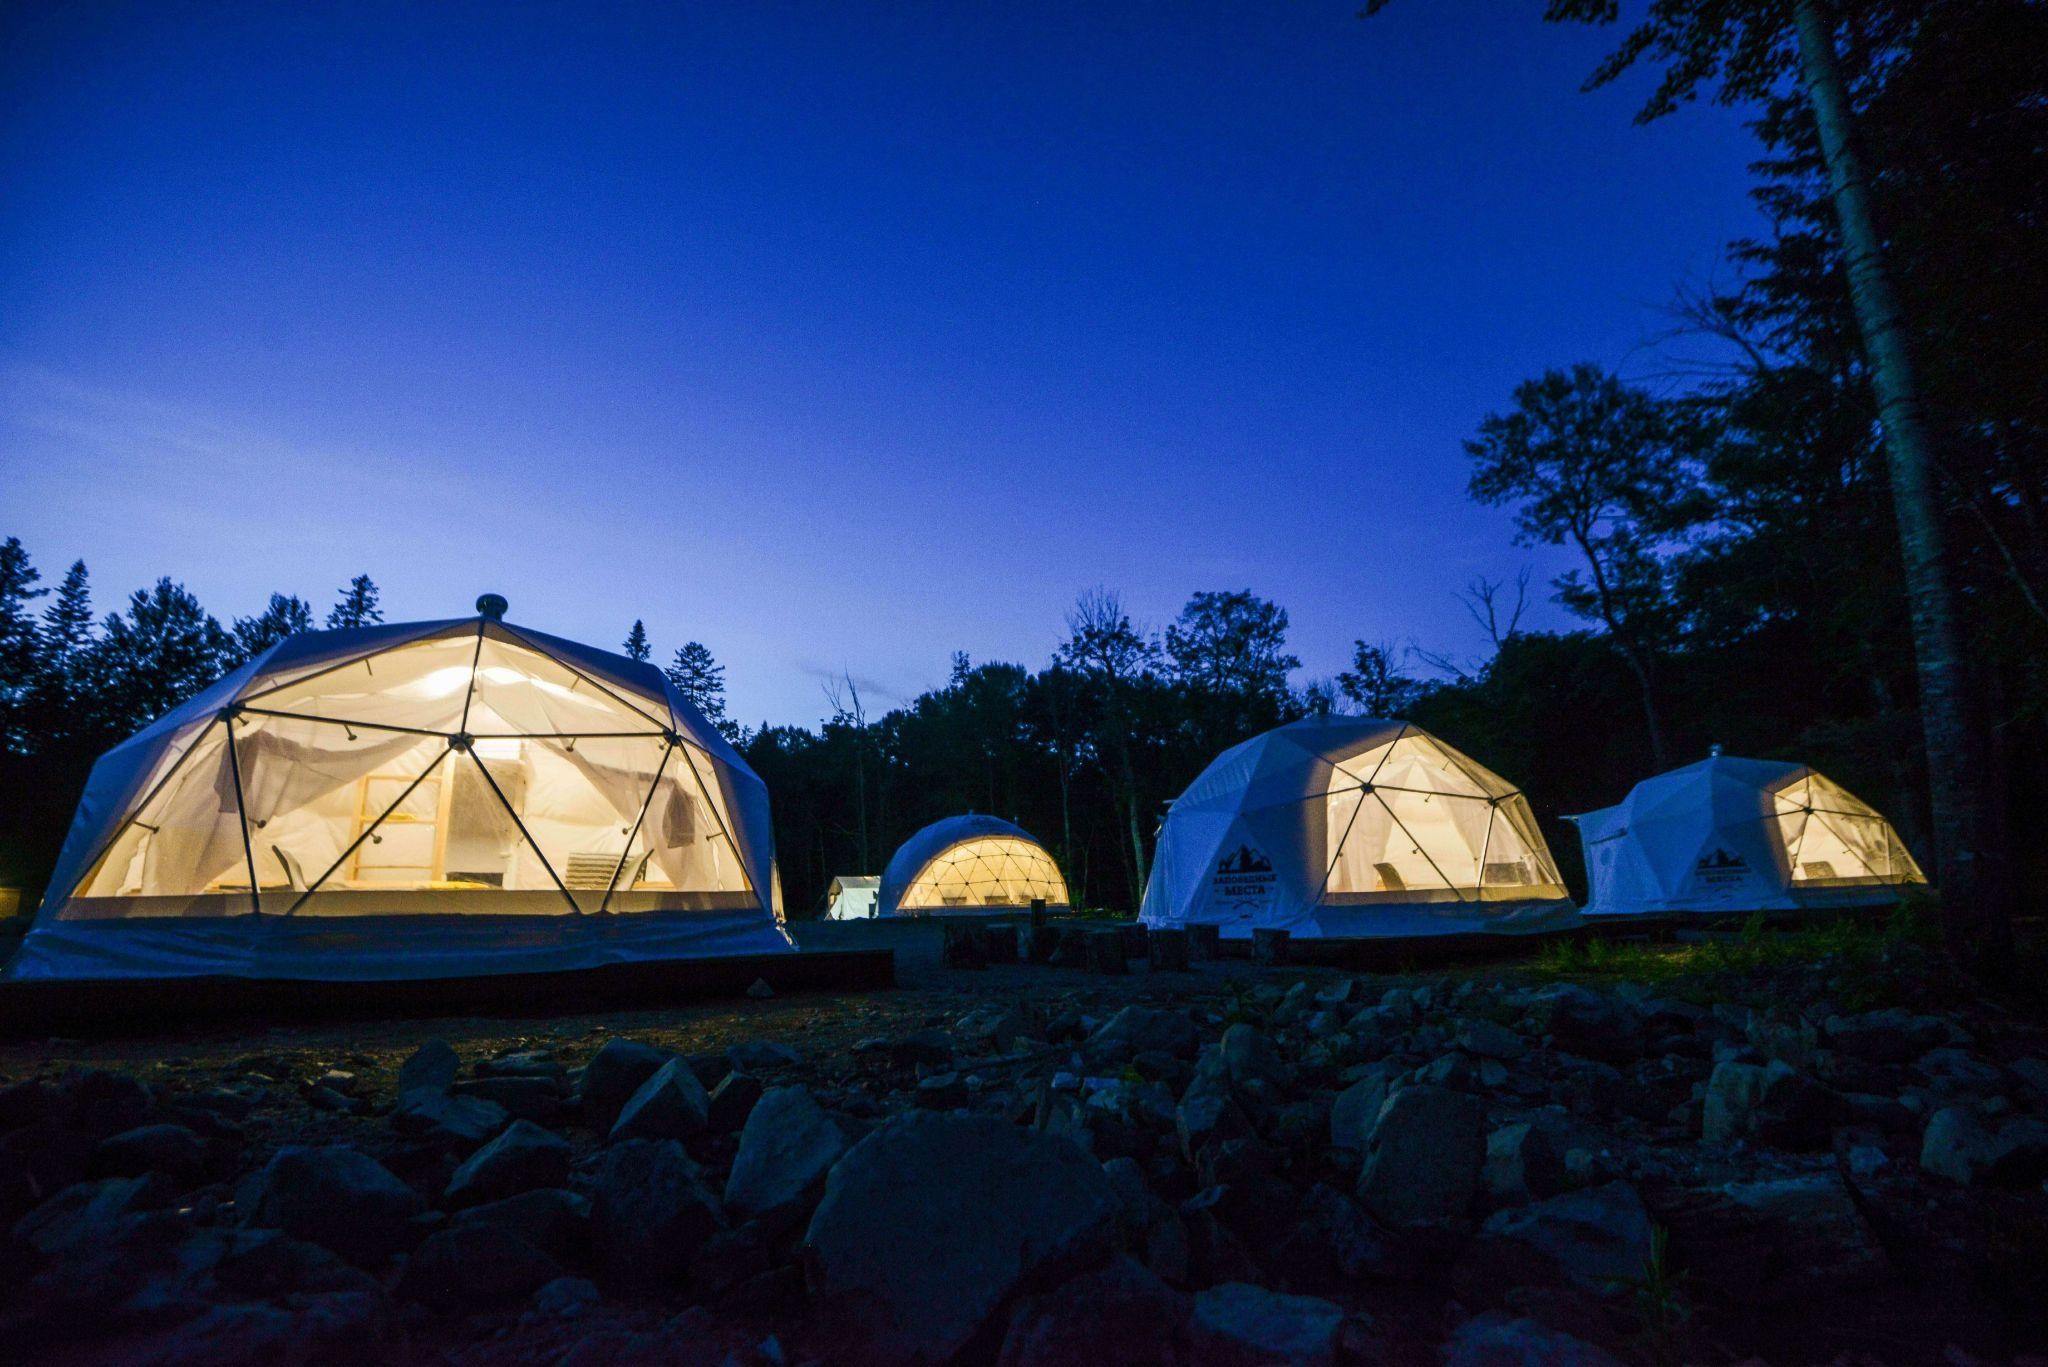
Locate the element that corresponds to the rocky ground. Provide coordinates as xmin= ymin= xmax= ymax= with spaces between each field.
xmin=1 ymin=916 xmax=2045 ymax=1366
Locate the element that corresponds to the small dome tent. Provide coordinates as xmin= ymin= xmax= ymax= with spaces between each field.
xmin=10 ymin=603 xmax=792 ymax=981
xmin=1141 ymin=717 xmax=1576 ymax=939
xmin=1570 ymin=754 xmax=1926 ymax=918
xmin=824 ymin=875 xmax=880 ymax=920
xmin=878 ymin=815 xmax=1070 ymax=917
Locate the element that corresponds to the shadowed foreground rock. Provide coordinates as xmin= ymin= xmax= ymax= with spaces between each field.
xmin=801 ymin=1111 xmax=1119 ymax=1364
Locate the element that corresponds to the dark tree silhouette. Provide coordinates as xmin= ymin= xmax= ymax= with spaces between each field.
xmin=325 ymin=574 xmax=383 ymax=629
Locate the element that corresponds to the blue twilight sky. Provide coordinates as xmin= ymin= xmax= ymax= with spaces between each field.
xmin=0 ymin=2 xmax=1763 ymax=726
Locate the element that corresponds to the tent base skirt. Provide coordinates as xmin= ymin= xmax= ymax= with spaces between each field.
xmin=4 ymin=910 xmax=794 ymax=984
xmin=1154 ymin=899 xmax=1581 ymax=942
xmin=1582 ymin=885 xmax=1924 ymax=918
xmin=0 ymin=943 xmax=892 ymax=1040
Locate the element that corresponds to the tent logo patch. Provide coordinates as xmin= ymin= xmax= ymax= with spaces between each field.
xmin=1694 ymin=847 xmax=1751 ymax=888
xmin=1214 ymin=843 xmax=1276 ymax=903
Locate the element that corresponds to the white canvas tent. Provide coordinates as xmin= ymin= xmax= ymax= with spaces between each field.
xmin=878 ymin=815 xmax=1070 ymax=917
xmin=1570 ymin=753 xmax=1927 ymax=918
xmin=9 ymin=603 xmax=792 ymax=981
xmin=1141 ymin=716 xmax=1576 ymax=939
xmin=823 ymin=875 xmax=880 ymax=920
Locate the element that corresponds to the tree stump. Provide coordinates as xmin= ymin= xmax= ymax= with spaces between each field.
xmin=1024 ymin=922 xmax=1059 ymax=965
xmin=1149 ymin=927 xmax=1190 ymax=971
xmin=1251 ymin=927 xmax=1290 ymax=966
xmin=1187 ymin=924 xmax=1222 ymax=962
xmin=983 ymin=922 xmax=1020 ymax=964
xmin=1086 ymin=928 xmax=1128 ymax=975
xmin=941 ymin=921 xmax=988 ymax=969
xmin=1119 ymin=923 xmax=1149 ymax=960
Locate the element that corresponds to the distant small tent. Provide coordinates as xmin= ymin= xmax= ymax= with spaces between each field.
xmin=824 ymin=875 xmax=880 ymax=920
xmin=1570 ymin=753 xmax=1927 ymax=917
xmin=1141 ymin=716 xmax=1576 ymax=939
xmin=9 ymin=601 xmax=791 ymax=981
xmin=878 ymin=815 xmax=1069 ymax=917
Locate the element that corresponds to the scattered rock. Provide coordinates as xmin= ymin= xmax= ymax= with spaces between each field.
xmin=1188 ymin=1281 xmax=1343 ymax=1367
xmin=1221 ymin=1024 xmax=1287 ymax=1094
xmin=246 ymin=1145 xmax=424 ymax=1265
xmin=725 ymin=1086 xmax=847 ymax=1226
xmin=746 ymin=977 xmax=775 ymax=1000
xmin=452 ymin=1075 xmax=564 ymax=1123
xmin=1484 ymin=1122 xmax=1566 ymax=1202
xmin=1328 ymin=1070 xmax=1391 ymax=1154
xmin=999 ymin=1255 xmax=1185 ymax=1367
xmin=398 ymin=1223 xmax=562 ymax=1309
xmin=1458 ymin=1019 xmax=1528 ymax=1062
xmin=1357 ymin=1085 xmax=1484 ymax=1228
xmin=445 ymin=1120 xmax=572 ymax=1209
xmin=1463 ymin=1182 xmax=1653 ymax=1296
xmin=1921 ymin=1106 xmax=1994 ymax=1184
xmin=801 ymin=1112 xmax=1118 ymax=1363
xmin=1089 ymin=1006 xmax=1202 ymax=1063
xmin=397 ymin=1039 xmax=460 ymax=1096
xmin=450 ymin=1187 xmax=590 ymax=1262
xmin=728 ymin=1039 xmax=801 ymax=1071
xmin=587 ymin=1139 xmax=725 ymax=1286
xmin=707 ymin=1071 xmax=765 ymax=1133
xmin=1442 ymin=1312 xmax=1627 ymax=1366
xmin=1702 ymin=1060 xmax=1834 ymax=1150
xmin=391 ymin=1089 xmax=511 ymax=1150
xmin=92 ymin=1123 xmax=205 ymax=1180
xmin=579 ymin=1039 xmax=673 ymax=1131
xmin=609 ymin=1059 xmax=710 ymax=1143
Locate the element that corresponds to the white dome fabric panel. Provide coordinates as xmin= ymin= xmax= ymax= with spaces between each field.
xmin=1573 ymin=755 xmax=1927 ymax=917
xmin=1140 ymin=717 xmax=1576 ymax=940
xmin=11 ymin=616 xmax=791 ymax=981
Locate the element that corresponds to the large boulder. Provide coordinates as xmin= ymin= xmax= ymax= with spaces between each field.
xmin=1356 ymin=1085 xmax=1484 ymax=1228
xmin=1483 ymin=1122 xmax=1566 ymax=1202
xmin=1701 ymin=1060 xmax=1834 ymax=1150
xmin=1327 ymin=1070 xmax=1392 ymax=1154
xmin=92 ymin=1123 xmax=205 ymax=1181
xmin=586 ymin=1139 xmax=725 ymax=1286
xmin=998 ymin=1256 xmax=1186 ymax=1367
xmin=1188 ymin=1282 xmax=1344 ymax=1367
xmin=801 ymin=1112 xmax=1119 ymax=1364
xmin=579 ymin=1039 xmax=674 ymax=1131
xmin=245 ymin=1146 xmax=423 ymax=1265
xmin=443 ymin=1120 xmax=571 ymax=1209
xmin=724 ymin=1086 xmax=847 ymax=1225
xmin=1220 ymin=1025 xmax=1287 ymax=1094
xmin=608 ymin=1059 xmax=710 ymax=1143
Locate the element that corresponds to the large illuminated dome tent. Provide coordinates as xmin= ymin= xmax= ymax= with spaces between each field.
xmin=1570 ymin=752 xmax=1927 ymax=918
xmin=9 ymin=598 xmax=791 ymax=982
xmin=1141 ymin=717 xmax=1576 ymax=939
xmin=878 ymin=815 xmax=1071 ymax=917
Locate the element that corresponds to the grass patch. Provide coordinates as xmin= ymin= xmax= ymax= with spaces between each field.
xmin=1531 ymin=902 xmax=1939 ymax=1007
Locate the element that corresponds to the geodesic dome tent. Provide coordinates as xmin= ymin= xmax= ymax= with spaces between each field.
xmin=878 ymin=815 xmax=1070 ymax=917
xmin=1570 ymin=754 xmax=1927 ymax=918
xmin=823 ymin=875 xmax=880 ymax=920
xmin=9 ymin=604 xmax=791 ymax=981
xmin=1140 ymin=716 xmax=1576 ymax=939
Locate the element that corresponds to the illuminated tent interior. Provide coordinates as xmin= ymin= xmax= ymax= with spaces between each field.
xmin=878 ymin=815 xmax=1071 ymax=917
xmin=1571 ymin=753 xmax=1927 ymax=917
xmin=9 ymin=603 xmax=791 ymax=981
xmin=823 ymin=875 xmax=880 ymax=920
xmin=1141 ymin=716 xmax=1577 ymax=939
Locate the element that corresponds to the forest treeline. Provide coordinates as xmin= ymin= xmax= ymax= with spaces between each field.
xmin=2 ymin=0 xmax=2042 ymax=922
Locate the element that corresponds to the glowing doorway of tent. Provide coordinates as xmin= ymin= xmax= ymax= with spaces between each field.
xmin=1320 ymin=732 xmax=1564 ymax=904
xmin=1767 ymin=770 xmax=1927 ymax=887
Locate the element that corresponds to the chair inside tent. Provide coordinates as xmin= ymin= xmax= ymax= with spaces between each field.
xmin=879 ymin=815 xmax=1070 ymax=916
xmin=10 ymin=610 xmax=792 ymax=981
xmin=1141 ymin=717 xmax=1576 ymax=939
